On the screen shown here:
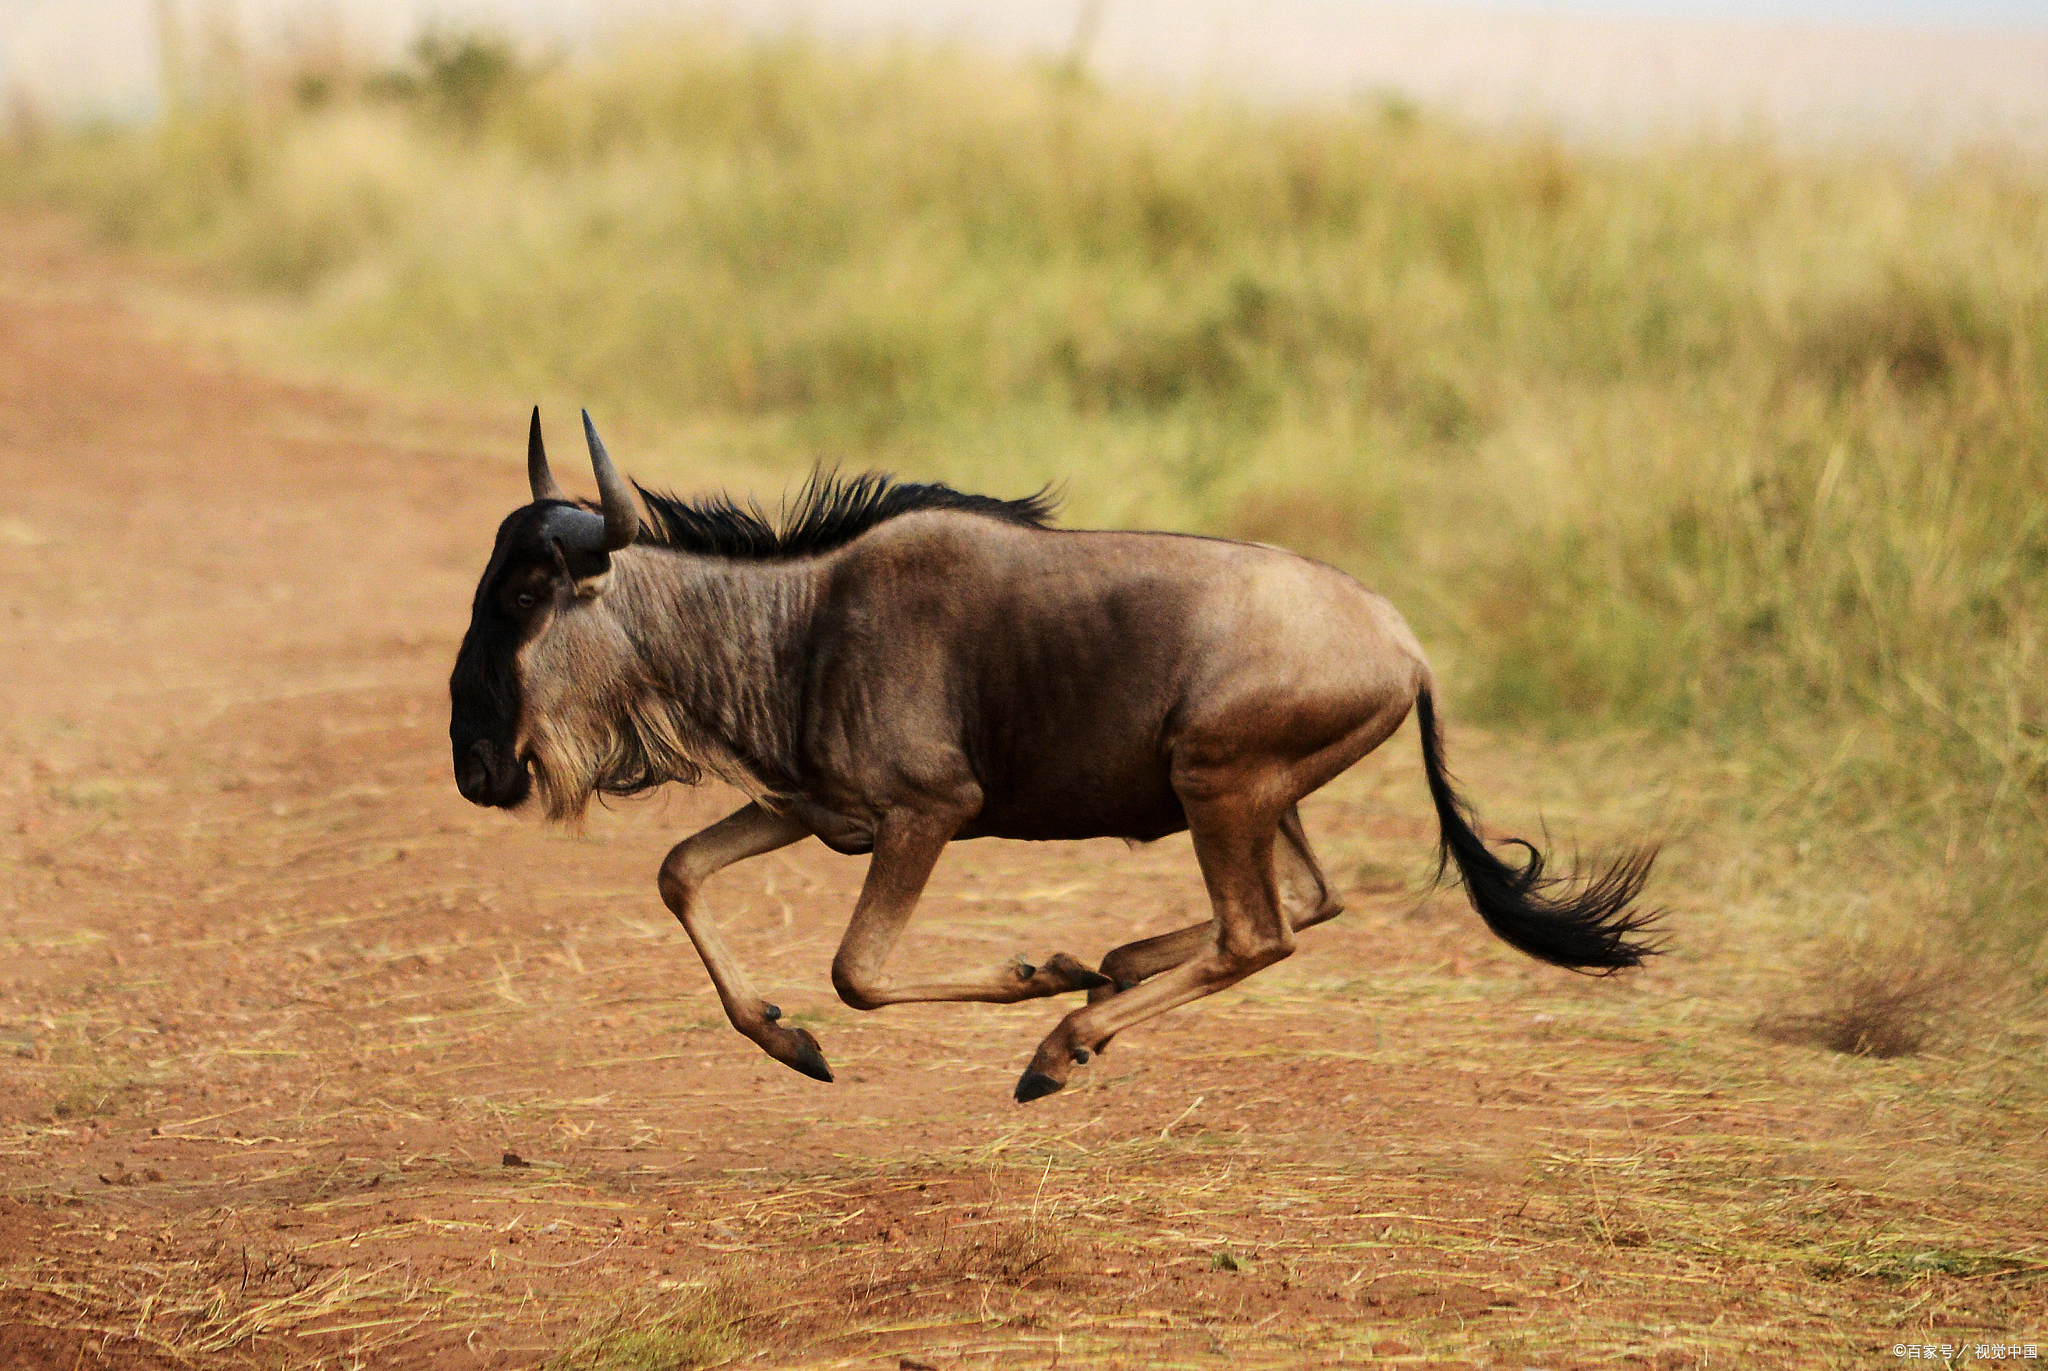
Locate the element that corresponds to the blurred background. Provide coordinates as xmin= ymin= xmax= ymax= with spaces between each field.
xmin=1 ymin=0 xmax=2045 ymax=970
xmin=6 ymin=1 xmax=2048 ymax=138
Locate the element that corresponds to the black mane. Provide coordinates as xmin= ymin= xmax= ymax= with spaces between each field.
xmin=634 ymin=469 xmax=1057 ymax=561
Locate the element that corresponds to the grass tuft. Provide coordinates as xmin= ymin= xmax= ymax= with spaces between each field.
xmin=49 ymin=1076 xmax=116 ymax=1121
xmin=929 ymin=1216 xmax=1075 ymax=1288
xmin=1758 ymin=932 xmax=1962 ymax=1058
xmin=547 ymin=1274 xmax=760 ymax=1371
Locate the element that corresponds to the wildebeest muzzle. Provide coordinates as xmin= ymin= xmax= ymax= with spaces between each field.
xmin=453 ymin=732 xmax=529 ymax=808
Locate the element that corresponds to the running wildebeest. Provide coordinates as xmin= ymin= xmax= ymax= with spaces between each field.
xmin=450 ymin=410 xmax=1658 ymax=1102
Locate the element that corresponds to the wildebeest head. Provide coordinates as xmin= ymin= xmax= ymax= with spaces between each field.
xmin=449 ymin=408 xmax=643 ymax=815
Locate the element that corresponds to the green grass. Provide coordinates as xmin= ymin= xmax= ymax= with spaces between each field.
xmin=4 ymin=26 xmax=2045 ymax=965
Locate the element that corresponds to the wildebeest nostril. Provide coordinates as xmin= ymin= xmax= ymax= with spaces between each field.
xmin=456 ymin=739 xmax=498 ymax=800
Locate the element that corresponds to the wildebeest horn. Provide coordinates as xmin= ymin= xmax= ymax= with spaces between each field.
xmin=582 ymin=409 xmax=638 ymax=552
xmin=527 ymin=406 xmax=564 ymax=501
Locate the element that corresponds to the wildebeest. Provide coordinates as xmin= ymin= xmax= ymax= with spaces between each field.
xmin=450 ymin=410 xmax=1658 ymax=1102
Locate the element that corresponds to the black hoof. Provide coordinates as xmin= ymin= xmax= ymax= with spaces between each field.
xmin=1043 ymin=952 xmax=1113 ymax=991
xmin=762 ymin=1002 xmax=782 ymax=1022
xmin=1014 ymin=1070 xmax=1065 ymax=1103
xmin=779 ymin=1027 xmax=834 ymax=1083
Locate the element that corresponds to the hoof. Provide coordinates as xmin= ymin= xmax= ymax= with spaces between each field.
xmin=765 ymin=1025 xmax=834 ymax=1083
xmin=787 ymin=1027 xmax=834 ymax=1082
xmin=1071 ymin=1047 xmax=1091 ymax=1064
xmin=762 ymin=1001 xmax=782 ymax=1022
xmin=1014 ymin=1070 xmax=1066 ymax=1103
xmin=1015 ymin=962 xmax=1037 ymax=982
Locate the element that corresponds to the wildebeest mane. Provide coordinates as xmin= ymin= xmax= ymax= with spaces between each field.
xmin=634 ymin=469 xmax=1056 ymax=561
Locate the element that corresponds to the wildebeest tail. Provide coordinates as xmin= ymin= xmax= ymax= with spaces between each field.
xmin=1414 ymin=686 xmax=1659 ymax=971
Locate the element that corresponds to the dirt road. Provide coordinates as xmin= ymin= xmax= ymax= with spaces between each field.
xmin=0 ymin=217 xmax=2041 ymax=1369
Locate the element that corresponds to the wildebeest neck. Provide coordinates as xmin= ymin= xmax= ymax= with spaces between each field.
xmin=606 ymin=547 xmax=820 ymax=797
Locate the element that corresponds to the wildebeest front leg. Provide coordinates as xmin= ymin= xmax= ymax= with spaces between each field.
xmin=831 ymin=813 xmax=1112 ymax=1010
xmin=657 ymin=803 xmax=832 ymax=1082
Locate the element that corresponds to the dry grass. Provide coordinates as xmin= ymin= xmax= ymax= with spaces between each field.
xmin=548 ymin=1273 xmax=762 ymax=1371
xmin=1758 ymin=931 xmax=1967 ymax=1059
xmin=47 ymin=1070 xmax=126 ymax=1122
xmin=922 ymin=1216 xmax=1077 ymax=1289
xmin=2 ymin=1240 xmax=474 ymax=1366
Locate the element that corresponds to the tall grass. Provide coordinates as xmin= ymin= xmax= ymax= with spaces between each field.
xmin=5 ymin=29 xmax=2045 ymax=962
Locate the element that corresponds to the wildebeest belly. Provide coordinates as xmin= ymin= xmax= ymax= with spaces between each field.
xmin=959 ymin=754 xmax=1188 ymax=843
xmin=946 ymin=556 xmax=1206 ymax=842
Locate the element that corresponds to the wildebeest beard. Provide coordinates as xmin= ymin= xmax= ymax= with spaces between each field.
xmin=522 ymin=675 xmax=755 ymax=824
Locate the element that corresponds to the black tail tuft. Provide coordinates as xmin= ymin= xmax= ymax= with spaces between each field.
xmin=1414 ymin=687 xmax=1661 ymax=973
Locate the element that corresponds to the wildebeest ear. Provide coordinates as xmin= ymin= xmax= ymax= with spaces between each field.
xmin=549 ymin=535 xmax=614 ymax=601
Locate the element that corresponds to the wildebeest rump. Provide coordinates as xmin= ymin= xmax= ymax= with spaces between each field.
xmin=449 ymin=410 xmax=1658 ymax=1102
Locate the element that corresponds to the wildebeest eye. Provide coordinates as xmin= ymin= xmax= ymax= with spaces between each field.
xmin=515 ymin=592 xmax=537 ymax=610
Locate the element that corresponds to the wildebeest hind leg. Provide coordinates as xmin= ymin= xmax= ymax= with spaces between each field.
xmin=830 ymin=811 xmax=1111 ymax=1010
xmin=1086 ymin=806 xmax=1342 ymax=1045
xmin=1018 ymin=792 xmax=1292 ymax=1101
xmin=1275 ymin=805 xmax=1345 ymax=932
xmin=658 ymin=803 xmax=832 ymax=1082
